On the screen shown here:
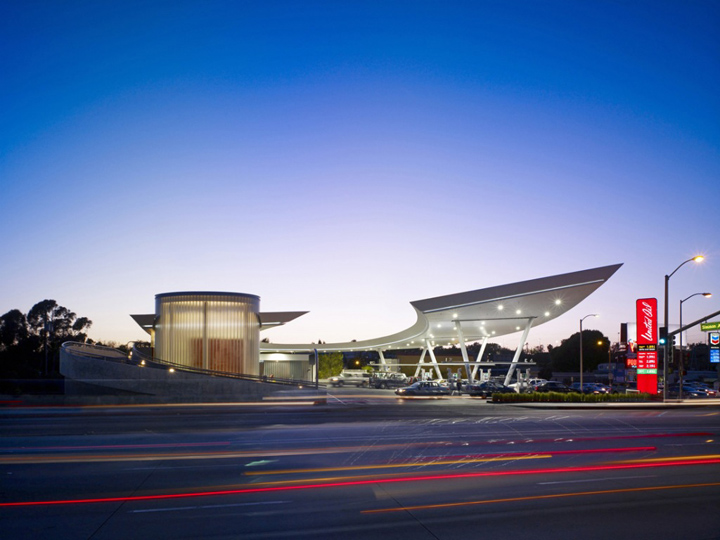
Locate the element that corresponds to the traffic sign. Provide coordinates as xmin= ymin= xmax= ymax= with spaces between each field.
xmin=701 ymin=321 xmax=720 ymax=331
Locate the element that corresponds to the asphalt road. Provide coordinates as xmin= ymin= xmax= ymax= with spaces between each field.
xmin=1 ymin=388 xmax=720 ymax=540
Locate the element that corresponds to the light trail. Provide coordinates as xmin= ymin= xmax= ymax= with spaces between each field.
xmin=409 ymin=446 xmax=657 ymax=464
xmin=615 ymin=454 xmax=720 ymax=464
xmin=2 ymin=457 xmax=720 ymax=508
xmin=0 ymin=443 xmax=443 ymax=465
xmin=1 ymin=442 xmax=231 ymax=452
xmin=0 ymin=431 xmax=708 ymax=464
xmin=243 ymin=454 xmax=551 ymax=476
xmin=243 ymin=446 xmax=656 ymax=476
xmin=362 ymin=481 xmax=720 ymax=513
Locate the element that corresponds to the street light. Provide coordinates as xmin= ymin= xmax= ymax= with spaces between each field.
xmin=598 ymin=338 xmax=614 ymax=390
xmin=580 ymin=314 xmax=598 ymax=389
xmin=678 ymin=292 xmax=712 ymax=399
xmin=663 ymin=255 xmax=704 ymax=400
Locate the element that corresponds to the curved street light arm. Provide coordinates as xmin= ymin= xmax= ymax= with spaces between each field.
xmin=668 ymin=256 xmax=704 ymax=280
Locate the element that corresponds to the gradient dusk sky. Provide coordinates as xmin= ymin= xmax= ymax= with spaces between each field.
xmin=1 ymin=1 xmax=718 ymax=349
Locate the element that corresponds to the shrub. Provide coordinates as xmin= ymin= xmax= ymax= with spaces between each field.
xmin=492 ymin=392 xmax=653 ymax=403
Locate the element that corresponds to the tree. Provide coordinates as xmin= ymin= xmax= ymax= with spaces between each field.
xmin=0 ymin=309 xmax=36 ymax=378
xmin=0 ymin=300 xmax=92 ymax=378
xmin=0 ymin=309 xmax=28 ymax=350
xmin=549 ymin=330 xmax=607 ymax=374
xmin=318 ymin=352 xmax=343 ymax=379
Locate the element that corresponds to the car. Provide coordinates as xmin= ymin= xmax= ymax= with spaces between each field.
xmin=591 ymin=383 xmax=616 ymax=394
xmin=508 ymin=378 xmax=547 ymax=393
xmin=569 ymin=382 xmax=610 ymax=394
xmin=327 ymin=370 xmax=371 ymax=387
xmin=395 ymin=381 xmax=450 ymax=397
xmin=465 ymin=381 xmax=515 ymax=398
xmin=684 ymin=382 xmax=717 ymax=397
xmin=534 ymin=381 xmax=572 ymax=393
xmin=371 ymin=372 xmax=408 ymax=389
xmin=667 ymin=384 xmax=712 ymax=398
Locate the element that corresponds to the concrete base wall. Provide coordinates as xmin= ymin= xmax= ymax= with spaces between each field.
xmin=60 ymin=348 xmax=324 ymax=403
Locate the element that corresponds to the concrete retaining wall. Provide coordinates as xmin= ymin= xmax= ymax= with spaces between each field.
xmin=60 ymin=347 xmax=323 ymax=403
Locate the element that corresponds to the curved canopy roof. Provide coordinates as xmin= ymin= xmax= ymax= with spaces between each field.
xmin=260 ymin=263 xmax=622 ymax=353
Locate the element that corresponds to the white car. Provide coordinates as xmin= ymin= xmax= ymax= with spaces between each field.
xmin=327 ymin=370 xmax=371 ymax=387
xmin=508 ymin=378 xmax=548 ymax=393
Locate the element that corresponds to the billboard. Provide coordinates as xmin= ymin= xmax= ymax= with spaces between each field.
xmin=636 ymin=298 xmax=658 ymax=394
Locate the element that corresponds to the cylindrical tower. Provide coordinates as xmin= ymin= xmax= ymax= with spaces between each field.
xmin=154 ymin=292 xmax=260 ymax=375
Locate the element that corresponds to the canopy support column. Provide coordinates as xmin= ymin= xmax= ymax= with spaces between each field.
xmin=425 ymin=339 xmax=443 ymax=380
xmin=378 ymin=349 xmax=388 ymax=372
xmin=503 ymin=318 xmax=535 ymax=387
xmin=455 ymin=321 xmax=472 ymax=383
xmin=414 ymin=348 xmax=428 ymax=378
xmin=471 ymin=337 xmax=488 ymax=380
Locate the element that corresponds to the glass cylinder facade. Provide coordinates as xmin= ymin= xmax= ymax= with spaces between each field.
xmin=154 ymin=292 xmax=260 ymax=376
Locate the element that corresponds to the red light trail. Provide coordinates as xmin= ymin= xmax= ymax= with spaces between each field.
xmin=2 ymin=457 xmax=719 ymax=508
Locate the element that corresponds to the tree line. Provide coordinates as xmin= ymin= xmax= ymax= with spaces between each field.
xmin=0 ymin=300 xmax=92 ymax=379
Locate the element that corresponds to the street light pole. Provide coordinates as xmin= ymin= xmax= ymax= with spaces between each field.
xmin=663 ymin=255 xmax=704 ymax=401
xmin=580 ymin=314 xmax=598 ymax=390
xmin=678 ymin=292 xmax=712 ymax=399
xmin=599 ymin=339 xmax=613 ymax=390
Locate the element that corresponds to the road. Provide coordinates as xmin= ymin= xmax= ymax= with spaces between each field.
xmin=1 ymin=388 xmax=720 ymax=539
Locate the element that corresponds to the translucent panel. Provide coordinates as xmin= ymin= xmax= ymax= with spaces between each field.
xmin=155 ymin=293 xmax=260 ymax=376
xmin=261 ymin=360 xmax=310 ymax=380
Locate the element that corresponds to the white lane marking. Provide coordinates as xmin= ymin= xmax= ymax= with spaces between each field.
xmin=538 ymin=475 xmax=656 ymax=485
xmin=129 ymin=501 xmax=290 ymax=513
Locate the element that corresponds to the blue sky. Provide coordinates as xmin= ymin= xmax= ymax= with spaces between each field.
xmin=1 ymin=0 xmax=718 ymax=348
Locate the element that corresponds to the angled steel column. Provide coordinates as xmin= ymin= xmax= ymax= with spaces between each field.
xmin=425 ymin=339 xmax=443 ymax=380
xmin=378 ymin=349 xmax=388 ymax=372
xmin=503 ymin=318 xmax=534 ymax=387
xmin=471 ymin=337 xmax=488 ymax=380
xmin=414 ymin=347 xmax=428 ymax=378
xmin=455 ymin=320 xmax=472 ymax=383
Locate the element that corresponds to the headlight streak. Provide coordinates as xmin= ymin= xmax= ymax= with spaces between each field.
xmin=243 ymin=447 xmax=656 ymax=476
xmin=361 ymin=481 xmax=720 ymax=514
xmin=3 ymin=457 xmax=720 ymax=508
xmin=242 ymin=454 xmax=552 ymax=476
xmin=613 ymin=454 xmax=720 ymax=464
xmin=1 ymin=442 xmax=231 ymax=452
xmin=1 ymin=432 xmax=709 ymax=464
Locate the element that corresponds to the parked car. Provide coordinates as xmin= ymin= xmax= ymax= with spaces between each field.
xmin=508 ymin=378 xmax=547 ymax=393
xmin=371 ymin=372 xmax=408 ymax=389
xmin=327 ymin=370 xmax=371 ymax=387
xmin=569 ymin=382 xmax=611 ymax=394
xmin=667 ymin=384 xmax=712 ymax=398
xmin=395 ymin=381 xmax=450 ymax=397
xmin=465 ymin=381 xmax=515 ymax=398
xmin=534 ymin=381 xmax=572 ymax=393
xmin=591 ymin=383 xmax=616 ymax=394
xmin=684 ymin=382 xmax=717 ymax=397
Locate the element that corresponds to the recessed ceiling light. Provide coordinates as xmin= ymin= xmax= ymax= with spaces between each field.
xmin=516 ymin=309 xmax=522 ymax=315
xmin=555 ymin=299 xmax=562 ymax=305
xmin=498 ymin=305 xmax=504 ymax=311
xmin=545 ymin=311 xmax=550 ymax=316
